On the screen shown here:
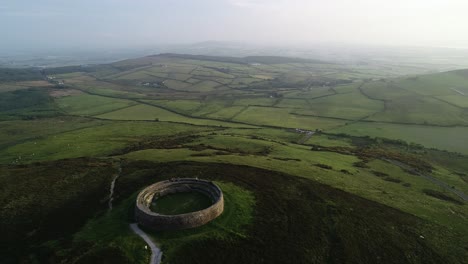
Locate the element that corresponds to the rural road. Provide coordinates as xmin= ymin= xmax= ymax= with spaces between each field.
xmin=130 ymin=223 xmax=163 ymax=264
xmin=451 ymin=88 xmax=465 ymax=96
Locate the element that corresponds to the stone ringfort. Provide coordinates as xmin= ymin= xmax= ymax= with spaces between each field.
xmin=135 ymin=178 xmax=224 ymax=231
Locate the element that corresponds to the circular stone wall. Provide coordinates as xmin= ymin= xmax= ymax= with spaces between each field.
xmin=135 ymin=178 xmax=224 ymax=231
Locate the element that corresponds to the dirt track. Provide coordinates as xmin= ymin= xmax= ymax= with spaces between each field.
xmin=130 ymin=223 xmax=162 ymax=264
xmin=384 ymin=158 xmax=468 ymax=202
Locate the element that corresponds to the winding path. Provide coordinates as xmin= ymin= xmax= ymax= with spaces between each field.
xmin=108 ymin=163 xmax=122 ymax=210
xmin=130 ymin=223 xmax=163 ymax=264
xmin=383 ymin=158 xmax=468 ymax=201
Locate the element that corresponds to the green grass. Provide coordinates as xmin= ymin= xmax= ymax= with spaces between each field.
xmin=233 ymin=106 xmax=346 ymax=129
xmin=141 ymin=99 xmax=202 ymax=114
xmin=364 ymin=159 xmax=467 ymax=230
xmin=331 ymin=122 xmax=468 ymax=154
xmin=305 ymin=134 xmax=353 ymax=147
xmin=72 ymin=194 xmax=149 ymax=264
xmin=296 ymin=91 xmax=384 ymax=120
xmin=0 ymin=116 xmax=105 ymax=149
xmin=0 ymin=121 xmax=213 ymax=164
xmin=192 ymin=100 xmax=229 ymax=117
xmin=56 ymin=94 xmax=137 ymax=116
xmin=334 ymin=83 xmax=364 ymax=93
xmin=122 ymin=144 xmax=468 ymax=233
xmin=4 ymin=159 xmax=467 ymax=263
xmin=230 ymin=77 xmax=261 ymax=85
xmin=436 ymin=95 xmax=468 ymax=107
xmin=0 ymin=89 xmax=60 ymax=120
xmin=96 ymin=104 xmax=256 ymax=128
xmin=67 ymin=178 xmax=255 ymax=264
xmin=54 ymin=72 xmax=88 ymax=79
xmin=360 ymin=81 xmax=415 ymax=100
xmin=186 ymin=78 xmax=200 ymax=84
xmin=221 ymin=127 xmax=300 ymax=143
xmin=285 ymin=87 xmax=336 ymax=98
xmin=0 ymin=159 xmax=117 ymax=262
xmin=186 ymin=133 xmax=276 ymax=154
xmin=164 ymin=80 xmax=191 ymax=90
xmin=150 ymin=182 xmax=255 ymax=261
xmin=3 ymin=54 xmax=468 ymax=263
xmin=167 ymin=73 xmax=192 ymax=81
xmin=367 ymin=96 xmax=468 ymax=126
xmin=397 ymin=72 xmax=468 ymax=96
xmin=121 ymin=161 xmax=468 ymax=263
xmin=428 ymin=165 xmax=468 ymax=194
xmin=205 ymin=106 xmax=246 ymax=120
xmin=192 ymin=69 xmax=234 ymax=79
xmin=150 ymin=192 xmax=213 ymax=215
xmin=189 ymin=80 xmax=220 ymax=92
xmin=276 ymin=98 xmax=310 ymax=109
xmin=122 ymin=146 xmax=360 ymax=179
xmin=359 ymin=76 xmax=468 ymax=126
xmin=234 ymin=97 xmax=277 ymax=106
xmin=116 ymin=71 xmax=156 ymax=81
xmin=145 ymin=65 xmax=196 ymax=75
xmin=86 ymin=87 xmax=147 ymax=99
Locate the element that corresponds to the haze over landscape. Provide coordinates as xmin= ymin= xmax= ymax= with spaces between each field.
xmin=2 ymin=0 xmax=468 ymax=51
xmin=1 ymin=1 xmax=468 ymax=264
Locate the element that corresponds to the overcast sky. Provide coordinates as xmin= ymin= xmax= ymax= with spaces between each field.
xmin=2 ymin=0 xmax=468 ymax=51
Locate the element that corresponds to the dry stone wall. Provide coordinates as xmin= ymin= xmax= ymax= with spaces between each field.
xmin=135 ymin=178 xmax=224 ymax=231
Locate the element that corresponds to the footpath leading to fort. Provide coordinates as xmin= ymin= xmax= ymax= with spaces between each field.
xmin=130 ymin=223 xmax=162 ymax=264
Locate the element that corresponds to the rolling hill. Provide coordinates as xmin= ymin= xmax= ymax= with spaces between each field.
xmin=0 ymin=54 xmax=467 ymax=263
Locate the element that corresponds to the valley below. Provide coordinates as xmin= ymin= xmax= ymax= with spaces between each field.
xmin=0 ymin=53 xmax=467 ymax=263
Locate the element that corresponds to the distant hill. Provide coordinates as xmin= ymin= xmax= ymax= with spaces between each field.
xmin=110 ymin=53 xmax=329 ymax=70
xmin=155 ymin=53 xmax=328 ymax=64
xmin=451 ymin=68 xmax=468 ymax=77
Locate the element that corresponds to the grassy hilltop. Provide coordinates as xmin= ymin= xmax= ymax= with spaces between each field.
xmin=0 ymin=54 xmax=467 ymax=263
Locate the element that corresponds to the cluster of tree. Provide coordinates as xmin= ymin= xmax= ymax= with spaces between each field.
xmin=0 ymin=89 xmax=60 ymax=120
xmin=0 ymin=89 xmax=51 ymax=111
xmin=0 ymin=68 xmax=42 ymax=82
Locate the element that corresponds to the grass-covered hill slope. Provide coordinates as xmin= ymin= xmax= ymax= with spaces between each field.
xmin=0 ymin=55 xmax=467 ymax=263
xmin=30 ymin=55 xmax=468 ymax=154
xmin=1 ymin=160 xmax=465 ymax=263
xmin=151 ymin=53 xmax=328 ymax=65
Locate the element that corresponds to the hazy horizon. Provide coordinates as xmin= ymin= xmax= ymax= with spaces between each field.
xmin=2 ymin=0 xmax=468 ymax=53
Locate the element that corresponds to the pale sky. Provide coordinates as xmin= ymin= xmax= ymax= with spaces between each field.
xmin=1 ymin=0 xmax=468 ymax=51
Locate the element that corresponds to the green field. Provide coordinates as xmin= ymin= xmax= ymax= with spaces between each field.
xmin=57 ymin=94 xmax=137 ymax=116
xmin=96 ymin=104 xmax=256 ymax=128
xmin=330 ymin=122 xmax=468 ymax=154
xmin=233 ymin=106 xmax=347 ymax=129
xmin=1 ymin=54 xmax=468 ymax=264
xmin=295 ymin=91 xmax=384 ymax=120
xmin=0 ymin=121 xmax=214 ymax=163
xmin=150 ymin=192 xmax=213 ymax=215
xmin=436 ymin=94 xmax=468 ymax=107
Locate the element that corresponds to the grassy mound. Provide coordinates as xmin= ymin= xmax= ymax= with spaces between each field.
xmin=1 ymin=159 xmax=466 ymax=263
xmin=116 ymin=161 xmax=464 ymax=264
xmin=150 ymin=191 xmax=213 ymax=215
